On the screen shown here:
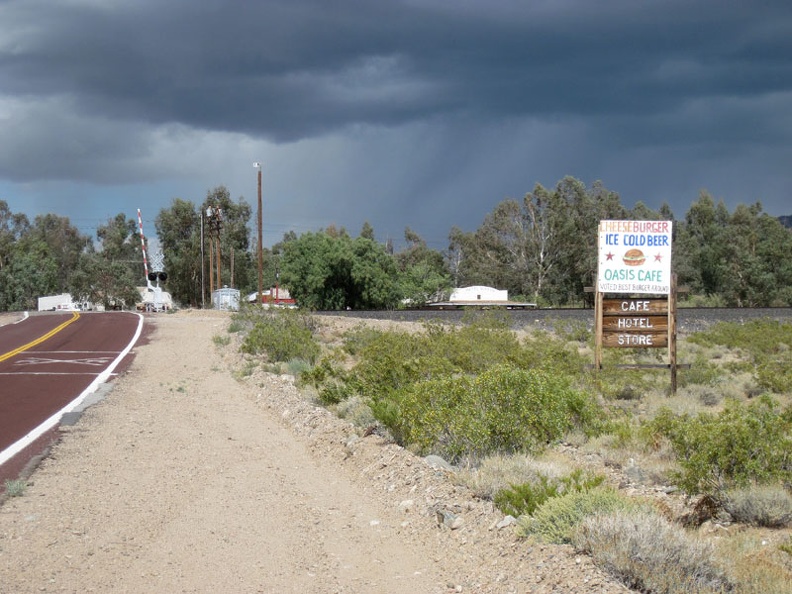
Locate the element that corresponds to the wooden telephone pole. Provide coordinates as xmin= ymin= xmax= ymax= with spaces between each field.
xmin=206 ymin=204 xmax=223 ymax=294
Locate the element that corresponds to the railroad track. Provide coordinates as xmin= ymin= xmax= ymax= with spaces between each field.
xmin=315 ymin=307 xmax=792 ymax=334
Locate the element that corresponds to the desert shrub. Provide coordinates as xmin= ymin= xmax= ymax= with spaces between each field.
xmin=574 ymin=511 xmax=733 ymax=594
xmin=212 ymin=333 xmax=231 ymax=347
xmin=430 ymin=314 xmax=523 ymax=374
xmin=689 ymin=320 xmax=791 ymax=355
xmin=351 ymin=330 xmax=455 ymax=400
xmin=515 ymin=330 xmax=587 ymax=377
xmin=722 ymin=484 xmax=792 ymax=528
xmin=334 ymin=395 xmax=378 ymax=428
xmin=712 ymin=531 xmax=792 ymax=594
xmin=494 ymin=469 xmax=604 ymax=517
xmin=3 ymin=479 xmax=26 ymax=497
xmin=341 ymin=324 xmax=385 ymax=356
xmin=679 ymin=357 xmax=723 ymax=388
xmin=240 ymin=309 xmax=320 ymax=364
xmin=755 ymin=353 xmax=792 ymax=394
xmin=393 ymin=365 xmax=603 ymax=461
xmin=688 ymin=320 xmax=792 ymax=393
xmin=646 ymin=396 xmax=792 ymax=495
xmin=516 ymin=487 xmax=636 ymax=544
xmin=227 ymin=318 xmax=245 ymax=333
xmin=455 ymin=454 xmax=571 ymax=500
xmin=298 ymin=357 xmax=354 ymax=405
xmin=780 ymin=536 xmax=792 ymax=557
xmin=286 ymin=358 xmax=312 ymax=377
xmin=552 ymin=319 xmax=592 ymax=344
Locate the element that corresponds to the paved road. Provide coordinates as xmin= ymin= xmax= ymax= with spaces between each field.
xmin=0 ymin=312 xmax=143 ymax=473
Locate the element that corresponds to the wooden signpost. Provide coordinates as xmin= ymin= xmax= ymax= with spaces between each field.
xmin=594 ymin=220 xmax=680 ymax=393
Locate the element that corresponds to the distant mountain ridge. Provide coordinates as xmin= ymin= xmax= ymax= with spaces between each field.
xmin=780 ymin=215 xmax=792 ymax=229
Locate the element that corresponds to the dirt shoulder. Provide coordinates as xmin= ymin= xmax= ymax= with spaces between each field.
xmin=0 ymin=310 xmax=629 ymax=594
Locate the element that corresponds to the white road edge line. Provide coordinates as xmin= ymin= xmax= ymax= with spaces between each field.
xmin=0 ymin=312 xmax=144 ymax=467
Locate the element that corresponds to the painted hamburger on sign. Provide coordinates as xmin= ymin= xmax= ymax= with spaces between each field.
xmin=597 ymin=220 xmax=673 ymax=295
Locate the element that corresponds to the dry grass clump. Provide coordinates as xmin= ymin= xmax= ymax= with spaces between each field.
xmin=455 ymin=453 xmax=571 ymax=500
xmin=722 ymin=484 xmax=792 ymax=528
xmin=715 ymin=531 xmax=792 ymax=594
xmin=333 ymin=395 xmax=378 ymax=429
xmin=573 ymin=511 xmax=733 ymax=594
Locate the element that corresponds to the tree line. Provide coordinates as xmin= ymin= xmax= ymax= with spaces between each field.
xmin=1 ymin=176 xmax=790 ymax=312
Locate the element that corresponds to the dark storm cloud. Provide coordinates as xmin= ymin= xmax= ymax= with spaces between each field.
xmin=1 ymin=0 xmax=791 ymax=235
xmin=4 ymin=0 xmax=790 ymax=140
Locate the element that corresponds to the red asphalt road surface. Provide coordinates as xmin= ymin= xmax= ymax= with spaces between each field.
xmin=0 ymin=311 xmax=142 ymax=463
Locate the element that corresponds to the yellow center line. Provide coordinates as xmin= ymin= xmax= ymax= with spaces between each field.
xmin=0 ymin=312 xmax=81 ymax=363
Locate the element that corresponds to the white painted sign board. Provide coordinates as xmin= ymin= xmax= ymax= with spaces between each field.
xmin=597 ymin=220 xmax=673 ymax=295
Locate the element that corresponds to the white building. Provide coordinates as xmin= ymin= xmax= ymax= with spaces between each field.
xmin=449 ymin=286 xmax=509 ymax=303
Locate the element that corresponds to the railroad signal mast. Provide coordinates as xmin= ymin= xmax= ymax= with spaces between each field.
xmin=137 ymin=209 xmax=169 ymax=312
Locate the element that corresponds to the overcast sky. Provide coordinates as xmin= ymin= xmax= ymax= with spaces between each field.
xmin=1 ymin=0 xmax=790 ymax=250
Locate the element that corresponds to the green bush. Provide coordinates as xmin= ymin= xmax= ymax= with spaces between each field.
xmin=394 ymin=365 xmax=603 ymax=462
xmin=240 ymin=309 xmax=320 ymax=364
xmin=351 ymin=330 xmax=451 ymax=400
xmin=646 ymin=396 xmax=792 ymax=495
xmin=573 ymin=511 xmax=733 ymax=594
xmin=494 ymin=468 xmax=604 ymax=517
xmin=430 ymin=314 xmax=523 ymax=374
xmin=516 ymin=487 xmax=636 ymax=544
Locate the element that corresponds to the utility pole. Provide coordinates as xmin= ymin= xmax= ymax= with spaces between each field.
xmin=206 ymin=204 xmax=223 ymax=295
xmin=254 ymin=162 xmax=263 ymax=306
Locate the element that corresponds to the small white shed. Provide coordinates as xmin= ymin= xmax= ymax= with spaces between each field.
xmin=449 ymin=286 xmax=508 ymax=303
xmin=212 ymin=287 xmax=241 ymax=311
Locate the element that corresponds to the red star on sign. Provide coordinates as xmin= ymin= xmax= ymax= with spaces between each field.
xmin=606 ymin=252 xmax=614 ymax=261
xmin=654 ymin=253 xmax=663 ymax=262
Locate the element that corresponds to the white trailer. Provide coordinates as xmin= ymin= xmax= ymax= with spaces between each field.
xmin=37 ymin=293 xmax=78 ymax=312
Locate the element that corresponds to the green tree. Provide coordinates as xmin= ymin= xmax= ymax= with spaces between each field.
xmin=676 ymin=192 xmax=731 ymax=299
xmin=69 ymin=213 xmax=143 ymax=310
xmin=156 ymin=198 xmax=202 ymax=307
xmin=394 ymin=227 xmax=451 ymax=305
xmin=280 ymin=230 xmax=399 ymax=310
xmin=449 ymin=177 xmax=628 ymax=305
xmin=550 ymin=178 xmax=628 ymax=304
xmin=467 ymin=198 xmax=531 ymax=295
xmin=446 ymin=225 xmax=476 ymax=288
xmin=719 ymin=202 xmax=792 ymax=306
xmin=0 ymin=200 xmax=30 ymax=273
xmin=25 ymin=214 xmax=91 ymax=293
xmin=96 ymin=213 xmax=144 ymax=282
xmin=0 ymin=240 xmax=59 ymax=310
xmin=69 ymin=256 xmax=140 ymax=310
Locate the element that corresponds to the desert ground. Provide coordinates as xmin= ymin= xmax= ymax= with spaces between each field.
xmin=0 ymin=310 xmax=633 ymax=593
